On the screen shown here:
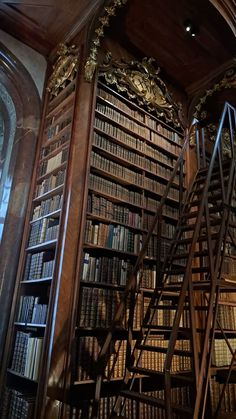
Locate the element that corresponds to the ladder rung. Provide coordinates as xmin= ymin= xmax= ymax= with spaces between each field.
xmin=182 ymin=204 xmax=223 ymax=219
xmin=171 ymin=250 xmax=208 ymax=260
xmin=136 ymin=344 xmax=192 ymax=357
xmin=127 ymin=367 xmax=194 ymax=383
xmin=175 ymin=232 xmax=218 ymax=244
xmin=120 ymin=389 xmax=193 ymax=416
xmin=166 ymin=266 xmax=209 ymax=275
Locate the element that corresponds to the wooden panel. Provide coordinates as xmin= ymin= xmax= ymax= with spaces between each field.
xmin=0 ymin=0 xmax=103 ymax=55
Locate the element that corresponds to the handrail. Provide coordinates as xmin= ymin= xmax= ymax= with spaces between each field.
xmin=91 ymin=122 xmax=195 ymax=418
xmin=163 ymin=102 xmax=236 ymax=419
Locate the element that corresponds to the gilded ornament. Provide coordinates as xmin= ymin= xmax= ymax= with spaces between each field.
xmin=99 ymin=55 xmax=183 ymax=128
xmin=47 ymin=43 xmax=79 ymax=96
xmin=84 ymin=0 xmax=128 ymax=82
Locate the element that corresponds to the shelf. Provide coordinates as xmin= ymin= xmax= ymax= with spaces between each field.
xmin=43 ymin=122 xmax=72 ymax=146
xmin=14 ymin=322 xmax=46 ymax=328
xmin=26 ymin=239 xmax=57 ymax=252
xmin=97 ymin=94 xmax=183 ymax=148
xmin=21 ymin=277 xmax=52 ymax=284
xmin=83 ymin=243 xmax=139 ymax=258
xmin=95 ymin=110 xmax=181 ymax=159
xmin=92 ymin=142 xmax=182 ymax=187
xmin=37 ymin=161 xmax=67 ymax=183
xmin=88 ymin=186 xmax=144 ymax=211
xmin=39 ymin=140 xmax=69 ymax=164
xmin=86 ymin=212 xmax=142 ymax=232
xmin=30 ymin=209 xmax=61 ymax=224
xmin=7 ymin=369 xmax=38 ymax=384
xmin=44 ymin=104 xmax=73 ymax=132
xmin=34 ymin=184 xmax=64 ymax=202
xmin=98 ymin=81 xmax=183 ymax=139
xmin=46 ymin=90 xmax=75 ymax=120
xmin=48 ymin=80 xmax=76 ymax=112
xmin=80 ymin=280 xmax=125 ymax=290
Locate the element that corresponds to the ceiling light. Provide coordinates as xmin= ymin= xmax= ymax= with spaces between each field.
xmin=183 ymin=20 xmax=198 ymax=37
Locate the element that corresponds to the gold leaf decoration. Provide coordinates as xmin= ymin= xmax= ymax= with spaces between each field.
xmin=99 ymin=54 xmax=183 ymax=128
xmin=84 ymin=0 xmax=128 ymax=82
xmin=47 ymin=43 xmax=79 ymax=96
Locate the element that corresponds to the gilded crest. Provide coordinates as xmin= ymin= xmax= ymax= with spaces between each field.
xmin=47 ymin=43 xmax=79 ymax=96
xmin=99 ymin=55 xmax=183 ymax=128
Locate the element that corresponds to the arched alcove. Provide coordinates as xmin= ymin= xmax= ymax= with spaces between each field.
xmin=0 ymin=42 xmax=42 ymax=366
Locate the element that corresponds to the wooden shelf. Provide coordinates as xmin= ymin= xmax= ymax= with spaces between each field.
xmin=21 ymin=277 xmax=53 ymax=284
xmin=26 ymin=239 xmax=57 ymax=252
xmin=30 ymin=209 xmax=61 ymax=224
xmin=33 ymin=184 xmax=64 ymax=202
xmin=14 ymin=322 xmax=46 ymax=328
xmin=37 ymin=161 xmax=67 ymax=183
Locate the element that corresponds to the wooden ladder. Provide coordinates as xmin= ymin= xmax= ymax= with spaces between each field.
xmin=90 ymin=102 xmax=236 ymax=419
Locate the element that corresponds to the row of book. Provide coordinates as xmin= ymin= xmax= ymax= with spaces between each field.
xmin=89 ymin=173 xmax=142 ymax=207
xmin=35 ymin=169 xmax=65 ymax=198
xmin=97 ymin=87 xmax=145 ymax=124
xmin=11 ymin=331 xmax=43 ymax=380
xmin=210 ymin=377 xmax=236 ymax=414
xmin=225 ymin=243 xmax=236 ymax=257
xmin=94 ymin=117 xmax=179 ymax=165
xmin=151 ymin=130 xmax=181 ymax=155
xmin=77 ymin=337 xmax=126 ymax=380
xmin=97 ymin=87 xmax=183 ymax=145
xmin=79 ymin=287 xmax=141 ymax=329
xmin=217 ymin=305 xmax=236 ymax=330
xmin=91 ymin=150 xmax=143 ymax=186
xmin=28 ymin=218 xmax=59 ymax=247
xmin=81 ymin=253 xmax=133 ymax=285
xmin=87 ymin=193 xmax=142 ymax=228
xmin=143 ymin=296 xmax=190 ymax=328
xmin=17 ymin=296 xmax=48 ymax=325
xmin=32 ymin=194 xmax=62 ymax=221
xmin=23 ymin=252 xmax=54 ymax=281
xmin=84 ymin=221 xmax=142 ymax=254
xmin=72 ymin=388 xmax=189 ymax=419
xmin=1 ymin=388 xmax=34 ymax=419
xmin=45 ymin=94 xmax=74 ymax=128
xmin=96 ymin=102 xmax=149 ymax=139
xmin=93 ymin=131 xmax=144 ymax=167
xmin=138 ymin=338 xmax=191 ymax=372
xmin=144 ymin=175 xmax=179 ymax=201
xmin=45 ymin=115 xmax=71 ymax=141
xmin=94 ymin=130 xmax=180 ymax=181
xmin=146 ymin=197 xmax=179 ymax=219
xmin=38 ymin=147 xmax=68 ymax=178
xmin=40 ymin=130 xmax=70 ymax=159
xmin=143 ymin=213 xmax=176 ymax=238
xmin=212 ymin=338 xmax=236 ymax=367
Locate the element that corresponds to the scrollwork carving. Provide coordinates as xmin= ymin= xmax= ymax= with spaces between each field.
xmin=84 ymin=0 xmax=128 ymax=82
xmin=99 ymin=54 xmax=183 ymax=128
xmin=47 ymin=43 xmax=79 ymax=96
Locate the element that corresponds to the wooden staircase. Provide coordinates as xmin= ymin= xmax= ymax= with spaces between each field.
xmin=90 ymin=102 xmax=236 ymax=419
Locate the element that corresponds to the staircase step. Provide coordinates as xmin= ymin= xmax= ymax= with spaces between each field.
xmin=143 ymin=325 xmax=191 ymax=336
xmin=156 ymin=280 xmax=211 ymax=291
xmin=136 ymin=344 xmax=192 ymax=357
xmin=128 ymin=366 xmax=193 ymax=383
xmin=120 ymin=390 xmax=193 ymax=416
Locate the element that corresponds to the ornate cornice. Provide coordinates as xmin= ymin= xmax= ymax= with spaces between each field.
xmin=47 ymin=43 xmax=79 ymax=96
xmin=99 ymin=54 xmax=183 ymax=128
xmin=84 ymin=0 xmax=128 ymax=82
xmin=193 ymin=65 xmax=236 ymax=120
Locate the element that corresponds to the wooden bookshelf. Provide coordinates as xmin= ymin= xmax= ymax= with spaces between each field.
xmin=1 ymin=69 xmax=77 ymax=418
xmin=72 ymin=75 xmax=185 ymax=408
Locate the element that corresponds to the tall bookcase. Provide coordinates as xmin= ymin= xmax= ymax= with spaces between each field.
xmin=71 ymin=73 xmax=185 ymax=416
xmin=1 ymin=65 xmax=77 ymax=418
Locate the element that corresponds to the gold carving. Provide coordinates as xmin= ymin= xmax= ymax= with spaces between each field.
xmin=99 ymin=54 xmax=183 ymax=128
xmin=193 ymin=66 xmax=236 ymax=120
xmin=84 ymin=0 xmax=128 ymax=82
xmin=47 ymin=43 xmax=79 ymax=96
